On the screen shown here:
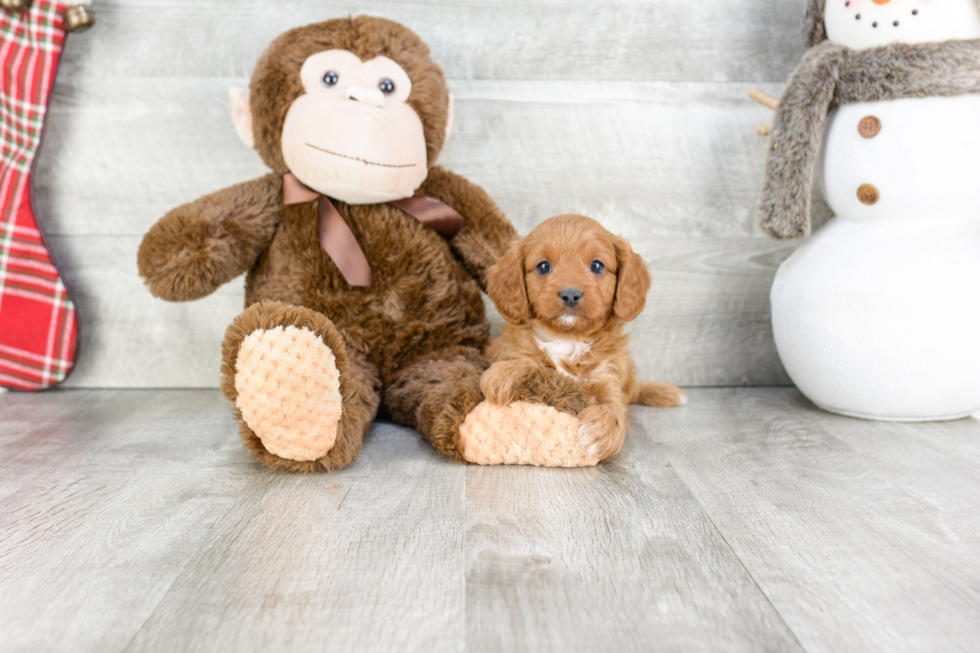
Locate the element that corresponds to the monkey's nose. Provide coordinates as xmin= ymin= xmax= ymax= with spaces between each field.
xmin=559 ymin=288 xmax=583 ymax=308
xmin=347 ymin=85 xmax=385 ymax=107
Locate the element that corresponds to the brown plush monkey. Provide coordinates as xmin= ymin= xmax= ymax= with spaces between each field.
xmin=138 ymin=17 xmax=588 ymax=472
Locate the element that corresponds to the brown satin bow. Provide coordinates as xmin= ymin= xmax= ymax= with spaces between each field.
xmin=282 ymin=174 xmax=464 ymax=288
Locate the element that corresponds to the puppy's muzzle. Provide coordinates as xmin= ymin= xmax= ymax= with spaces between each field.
xmin=559 ymin=288 xmax=583 ymax=308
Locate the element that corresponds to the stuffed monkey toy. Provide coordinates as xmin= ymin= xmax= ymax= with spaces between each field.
xmin=756 ymin=0 xmax=980 ymax=420
xmin=138 ymin=17 xmax=592 ymax=471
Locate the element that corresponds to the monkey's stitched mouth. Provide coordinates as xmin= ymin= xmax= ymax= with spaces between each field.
xmin=305 ymin=143 xmax=418 ymax=169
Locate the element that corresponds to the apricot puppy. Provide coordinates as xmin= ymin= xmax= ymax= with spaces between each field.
xmin=483 ymin=214 xmax=685 ymax=460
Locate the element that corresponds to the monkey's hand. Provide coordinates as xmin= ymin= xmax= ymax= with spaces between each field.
xmin=137 ymin=174 xmax=282 ymax=302
xmin=418 ymin=166 xmax=517 ymax=292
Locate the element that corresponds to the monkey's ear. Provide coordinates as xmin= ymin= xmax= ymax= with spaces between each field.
xmin=229 ymin=87 xmax=255 ymax=149
xmin=612 ymin=236 xmax=652 ymax=322
xmin=444 ymin=93 xmax=455 ymax=144
xmin=486 ymin=240 xmax=530 ymax=324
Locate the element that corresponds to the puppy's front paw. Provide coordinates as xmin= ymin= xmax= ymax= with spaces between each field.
xmin=577 ymin=405 xmax=626 ymax=460
xmin=480 ymin=359 xmax=537 ymax=406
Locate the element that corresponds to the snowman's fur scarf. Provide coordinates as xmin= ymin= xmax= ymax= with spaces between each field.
xmin=804 ymin=0 xmax=827 ymax=49
xmin=759 ymin=38 xmax=980 ymax=239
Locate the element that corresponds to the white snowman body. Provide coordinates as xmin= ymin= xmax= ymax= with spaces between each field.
xmin=770 ymin=0 xmax=980 ymax=420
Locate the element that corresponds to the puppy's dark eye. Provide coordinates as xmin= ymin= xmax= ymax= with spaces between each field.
xmin=379 ymin=78 xmax=395 ymax=94
xmin=590 ymin=260 xmax=605 ymax=274
xmin=536 ymin=261 xmax=551 ymax=275
xmin=323 ymin=71 xmax=340 ymax=86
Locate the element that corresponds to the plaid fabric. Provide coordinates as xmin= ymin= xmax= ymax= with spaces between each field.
xmin=0 ymin=1 xmax=77 ymax=390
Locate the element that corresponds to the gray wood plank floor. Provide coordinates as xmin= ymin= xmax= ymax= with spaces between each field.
xmin=2 ymin=388 xmax=978 ymax=652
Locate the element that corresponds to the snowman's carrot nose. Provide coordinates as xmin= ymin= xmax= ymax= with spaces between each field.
xmin=872 ymin=0 xmax=892 ymax=4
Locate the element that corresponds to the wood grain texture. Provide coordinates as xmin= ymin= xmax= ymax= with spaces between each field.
xmin=30 ymin=0 xmax=812 ymax=388
xmin=652 ymin=388 xmax=980 ymax=653
xmin=464 ymin=446 xmax=803 ymax=652
xmin=54 ymin=1 xmax=805 ymax=82
xmin=0 ymin=391 xmax=252 ymax=651
xmin=35 ymin=79 xmax=787 ymax=238
xmin=50 ymin=235 xmax=792 ymax=388
xmin=3 ymin=388 xmax=979 ymax=651
xmin=125 ymin=422 xmax=466 ymax=653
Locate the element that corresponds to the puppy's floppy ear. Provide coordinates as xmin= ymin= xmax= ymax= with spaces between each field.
xmin=486 ymin=240 xmax=530 ymax=324
xmin=612 ymin=236 xmax=652 ymax=322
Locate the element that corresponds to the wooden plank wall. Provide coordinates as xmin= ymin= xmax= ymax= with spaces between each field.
xmin=36 ymin=0 xmax=816 ymax=388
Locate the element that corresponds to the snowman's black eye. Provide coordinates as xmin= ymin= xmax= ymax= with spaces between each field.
xmin=323 ymin=71 xmax=339 ymax=86
xmin=912 ymin=9 xmax=919 ymax=16
xmin=379 ymin=79 xmax=395 ymax=94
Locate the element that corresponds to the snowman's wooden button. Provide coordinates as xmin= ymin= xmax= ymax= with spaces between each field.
xmin=857 ymin=184 xmax=879 ymax=205
xmin=858 ymin=116 xmax=881 ymax=139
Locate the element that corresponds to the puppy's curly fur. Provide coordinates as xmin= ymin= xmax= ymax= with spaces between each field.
xmin=482 ymin=215 xmax=685 ymax=461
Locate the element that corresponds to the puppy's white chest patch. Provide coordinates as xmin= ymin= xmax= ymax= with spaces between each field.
xmin=534 ymin=332 xmax=591 ymax=378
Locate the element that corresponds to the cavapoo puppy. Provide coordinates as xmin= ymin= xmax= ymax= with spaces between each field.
xmin=482 ymin=214 xmax=685 ymax=460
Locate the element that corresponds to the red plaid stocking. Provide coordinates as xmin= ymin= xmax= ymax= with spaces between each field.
xmin=0 ymin=0 xmax=78 ymax=390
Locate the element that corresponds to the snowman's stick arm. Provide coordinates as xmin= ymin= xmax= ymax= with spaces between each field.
xmin=748 ymin=88 xmax=779 ymax=136
xmin=748 ymin=88 xmax=780 ymax=110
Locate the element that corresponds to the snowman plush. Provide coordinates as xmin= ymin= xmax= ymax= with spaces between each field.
xmin=758 ymin=0 xmax=980 ymax=421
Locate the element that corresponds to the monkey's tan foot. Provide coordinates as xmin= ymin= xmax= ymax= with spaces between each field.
xmin=576 ymin=404 xmax=627 ymax=460
xmin=637 ymin=381 xmax=687 ymax=408
xmin=223 ymin=301 xmax=380 ymax=473
xmin=459 ymin=401 xmax=599 ymax=467
xmin=234 ymin=325 xmax=342 ymax=461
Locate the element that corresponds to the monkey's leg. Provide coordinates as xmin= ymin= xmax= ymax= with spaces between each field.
xmin=222 ymin=301 xmax=380 ymax=473
xmin=383 ymin=346 xmax=487 ymax=461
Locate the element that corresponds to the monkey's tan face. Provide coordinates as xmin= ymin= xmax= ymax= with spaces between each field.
xmin=281 ymin=49 xmax=429 ymax=205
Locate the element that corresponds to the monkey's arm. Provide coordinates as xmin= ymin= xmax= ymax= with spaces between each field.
xmin=137 ymin=174 xmax=282 ymax=301
xmin=419 ymin=166 xmax=517 ymax=291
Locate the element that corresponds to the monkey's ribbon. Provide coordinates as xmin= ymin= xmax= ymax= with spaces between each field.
xmin=389 ymin=196 xmax=464 ymax=240
xmin=281 ymin=174 xmax=464 ymax=288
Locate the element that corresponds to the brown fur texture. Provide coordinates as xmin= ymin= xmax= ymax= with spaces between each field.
xmin=138 ymin=173 xmax=283 ymax=301
xmin=483 ymin=215 xmax=685 ymax=461
xmin=804 ymin=0 xmax=827 ymax=49
xmin=758 ymin=38 xmax=980 ymax=239
xmin=138 ymin=18 xmax=519 ymax=472
xmin=221 ymin=301 xmax=381 ymax=473
xmin=250 ymin=16 xmax=450 ymax=173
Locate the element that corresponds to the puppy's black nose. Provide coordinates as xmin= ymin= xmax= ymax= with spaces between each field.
xmin=559 ymin=288 xmax=583 ymax=308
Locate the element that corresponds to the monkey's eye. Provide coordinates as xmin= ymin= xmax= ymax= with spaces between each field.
xmin=379 ymin=78 xmax=396 ymax=94
xmin=323 ymin=71 xmax=340 ymax=87
xmin=590 ymin=260 xmax=605 ymax=274
xmin=536 ymin=261 xmax=551 ymax=275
